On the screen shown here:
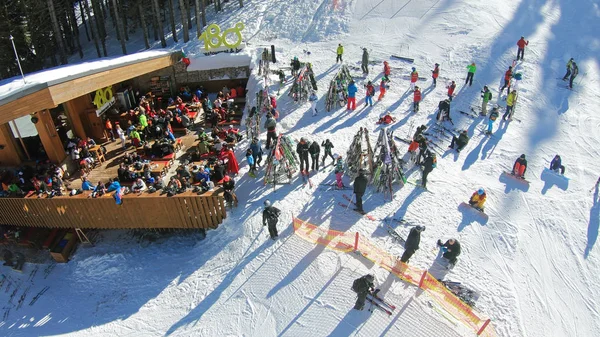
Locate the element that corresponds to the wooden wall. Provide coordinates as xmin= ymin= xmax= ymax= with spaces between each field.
xmin=0 ymin=123 xmax=22 ymax=166
xmin=63 ymin=94 xmax=95 ymax=140
xmin=33 ymin=109 xmax=66 ymax=163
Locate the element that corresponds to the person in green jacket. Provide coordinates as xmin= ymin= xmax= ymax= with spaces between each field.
xmin=465 ymin=62 xmax=476 ymax=86
xmin=336 ymin=44 xmax=344 ymax=63
xmin=480 ymin=85 xmax=492 ymax=116
xmin=562 ymin=58 xmax=574 ymax=81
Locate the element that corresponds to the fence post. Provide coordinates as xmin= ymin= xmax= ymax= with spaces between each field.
xmin=477 ymin=319 xmax=491 ymax=335
xmin=354 ymin=232 xmax=359 ymax=251
xmin=418 ymin=270 xmax=428 ymax=288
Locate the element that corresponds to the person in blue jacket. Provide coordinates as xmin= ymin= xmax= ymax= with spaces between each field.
xmin=550 ymin=155 xmax=565 ymax=175
xmin=347 ymin=80 xmax=358 ymax=111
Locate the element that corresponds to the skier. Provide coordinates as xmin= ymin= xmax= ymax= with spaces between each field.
xmin=361 ymin=48 xmax=369 ymax=75
xmin=413 ymin=86 xmax=422 ymax=113
xmin=336 ymin=43 xmax=344 ymax=63
xmin=401 ymin=225 xmax=425 ymax=263
xmin=347 ymin=80 xmax=358 ymax=111
xmin=364 ymin=81 xmax=375 ymax=107
xmin=291 ymin=56 xmax=301 ymax=77
xmin=406 ymin=139 xmax=420 ymax=166
xmin=485 ymin=107 xmax=500 ymax=135
xmin=432 ymin=63 xmax=440 ymax=87
xmin=246 ymin=149 xmax=256 ymax=177
xmin=449 ymin=130 xmax=469 ymax=153
xmin=512 ymin=154 xmax=528 ymax=179
xmin=437 ymin=99 xmax=451 ymax=122
xmin=334 ymin=154 xmax=345 ymax=188
xmin=437 ymin=238 xmax=461 ymax=266
xmin=516 ymin=36 xmax=529 ymax=61
xmin=500 ymin=66 xmax=513 ymax=95
xmin=353 ymin=169 xmax=368 ymax=214
xmin=262 ymin=200 xmax=281 ymax=240
xmin=352 ymin=274 xmax=375 ymax=310
xmin=465 ymin=62 xmax=476 ymax=87
xmin=376 ymin=111 xmax=396 ymax=125
xmin=264 ymin=112 xmax=277 ymax=149
xmin=378 ymin=75 xmax=390 ymax=101
xmin=421 ymin=150 xmax=436 ymax=189
xmin=250 ymin=137 xmax=263 ymax=167
xmin=502 ymin=90 xmax=518 ymax=120
xmin=413 ymin=125 xmax=427 ymax=141
xmin=550 ymin=154 xmax=565 ymax=175
xmin=562 ymin=58 xmax=574 ymax=81
xmin=309 ymin=91 xmax=319 ymax=116
xmin=410 ymin=67 xmax=419 ymax=91
xmin=309 ymin=140 xmax=321 ymax=171
xmin=321 ymin=139 xmax=335 ymax=165
xmin=481 ymin=86 xmax=492 ymax=116
xmin=569 ymin=62 xmax=579 ymax=89
xmin=417 ymin=136 xmax=428 ymax=165
xmin=447 ymin=80 xmax=456 ymax=101
xmin=383 ymin=61 xmax=391 ymax=77
xmin=469 ymin=188 xmax=487 ymax=211
xmin=297 ymin=137 xmax=310 ymax=174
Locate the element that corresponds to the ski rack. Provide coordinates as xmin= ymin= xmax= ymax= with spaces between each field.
xmin=345 ymin=127 xmax=374 ymax=181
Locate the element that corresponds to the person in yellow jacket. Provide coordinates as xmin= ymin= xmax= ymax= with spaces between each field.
xmin=469 ymin=188 xmax=487 ymax=211
xmin=336 ymin=44 xmax=344 ymax=63
xmin=503 ymin=90 xmax=518 ymax=120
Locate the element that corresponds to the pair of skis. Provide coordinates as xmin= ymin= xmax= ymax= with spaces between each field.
xmin=339 ymin=194 xmax=378 ymax=221
xmin=366 ymin=290 xmax=396 ymax=315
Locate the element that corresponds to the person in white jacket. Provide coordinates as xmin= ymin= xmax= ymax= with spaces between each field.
xmin=309 ymin=91 xmax=318 ymax=116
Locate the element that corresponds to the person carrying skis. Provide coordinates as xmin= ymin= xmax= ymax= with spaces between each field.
xmin=421 ymin=150 xmax=436 ymax=189
xmin=262 ymin=200 xmax=281 ymax=240
xmin=376 ymin=111 xmax=396 ymax=125
xmin=486 ymin=107 xmax=500 ymax=135
xmin=437 ymin=99 xmax=451 ymax=122
xmin=297 ymin=137 xmax=310 ymax=174
xmin=361 ymin=48 xmax=369 ymax=75
xmin=447 ymin=81 xmax=456 ymax=101
xmin=410 ymin=67 xmax=419 ymax=91
xmin=513 ymin=154 xmax=528 ymax=179
xmin=321 ymin=139 xmax=335 ymax=165
xmin=334 ymin=154 xmax=345 ymax=189
xmin=413 ymin=86 xmax=422 ymax=113
xmin=352 ymin=274 xmax=375 ymax=310
xmin=264 ymin=112 xmax=277 ymax=149
xmin=469 ymin=188 xmax=486 ymax=211
xmin=465 ymin=62 xmax=476 ymax=87
xmin=562 ymin=58 xmax=574 ymax=81
xmin=550 ymin=154 xmax=565 ymax=175
xmin=353 ymin=169 xmax=368 ymax=214
xmin=432 ymin=63 xmax=440 ymax=87
xmin=481 ymin=86 xmax=492 ymax=116
xmin=309 ymin=140 xmax=321 ymax=171
xmin=500 ymin=66 xmax=513 ymax=95
xmin=516 ymin=36 xmax=529 ymax=61
xmin=364 ymin=81 xmax=375 ymax=107
xmin=347 ymin=80 xmax=358 ymax=110
xmin=569 ymin=62 xmax=579 ymax=89
xmin=309 ymin=91 xmax=319 ymax=116
xmin=383 ymin=61 xmax=391 ymax=77
xmin=378 ymin=76 xmax=390 ymax=101
xmin=291 ymin=56 xmax=301 ymax=77
xmin=250 ymin=137 xmax=263 ymax=167
xmin=503 ymin=89 xmax=518 ymax=120
xmin=336 ymin=43 xmax=344 ymax=63
xmin=401 ymin=225 xmax=425 ymax=263
xmin=437 ymin=238 xmax=461 ymax=266
xmin=449 ymin=130 xmax=469 ymax=153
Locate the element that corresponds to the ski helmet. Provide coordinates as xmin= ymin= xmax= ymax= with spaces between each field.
xmin=416 ymin=225 xmax=425 ymax=232
xmin=520 ymin=154 xmax=526 ymax=159
xmin=368 ymin=81 xmax=372 ymax=85
xmin=435 ymin=63 xmax=439 ymax=66
xmin=477 ymin=188 xmax=485 ymax=195
xmin=264 ymin=200 xmax=271 ymax=208
xmin=365 ymin=274 xmax=374 ymax=281
xmin=412 ymin=67 xmax=416 ymax=71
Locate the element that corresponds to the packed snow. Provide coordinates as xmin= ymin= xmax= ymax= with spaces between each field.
xmin=1 ymin=0 xmax=600 ymax=336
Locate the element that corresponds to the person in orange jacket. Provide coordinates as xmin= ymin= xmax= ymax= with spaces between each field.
xmin=516 ymin=36 xmax=529 ymax=61
xmin=383 ymin=61 xmax=391 ymax=77
xmin=413 ymin=86 xmax=422 ymax=113
xmin=410 ymin=67 xmax=419 ymax=91
xmin=378 ymin=75 xmax=389 ymax=101
xmin=431 ymin=63 xmax=440 ymax=87
xmin=500 ymin=66 xmax=513 ymax=95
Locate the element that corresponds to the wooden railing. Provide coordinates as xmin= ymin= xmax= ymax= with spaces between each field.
xmin=0 ymin=189 xmax=226 ymax=230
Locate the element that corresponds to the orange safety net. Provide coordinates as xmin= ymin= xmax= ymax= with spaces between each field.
xmin=293 ymin=217 xmax=497 ymax=337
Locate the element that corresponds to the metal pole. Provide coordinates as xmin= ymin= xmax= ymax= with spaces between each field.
xmin=9 ymin=35 xmax=26 ymax=83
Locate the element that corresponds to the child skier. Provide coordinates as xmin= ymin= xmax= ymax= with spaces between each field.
xmin=410 ymin=67 xmax=418 ymax=91
xmin=486 ymin=107 xmax=499 ymax=135
xmin=376 ymin=111 xmax=396 ymax=125
xmin=378 ymin=75 xmax=390 ymax=101
xmin=383 ymin=61 xmax=391 ymax=77
xmin=503 ymin=90 xmax=518 ymax=120
xmin=309 ymin=91 xmax=318 ymax=116
xmin=481 ymin=86 xmax=492 ymax=116
xmin=364 ymin=81 xmax=375 ymax=107
xmin=512 ymin=154 xmax=528 ymax=179
xmin=431 ymin=63 xmax=440 ymax=87
xmin=246 ymin=149 xmax=256 ymax=177
xmin=334 ymin=154 xmax=345 ymax=189
xmin=347 ymin=80 xmax=358 ymax=110
xmin=469 ymin=188 xmax=486 ymax=211
xmin=550 ymin=155 xmax=565 ymax=175
xmin=413 ymin=86 xmax=422 ymax=113
xmin=447 ymin=81 xmax=456 ymax=101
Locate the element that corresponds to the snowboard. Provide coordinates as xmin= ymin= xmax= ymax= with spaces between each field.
xmin=542 ymin=167 xmax=569 ymax=181
xmin=459 ymin=202 xmax=489 ymax=221
xmin=502 ymin=171 xmax=530 ymax=184
xmin=441 ymin=280 xmax=480 ymax=308
xmin=391 ymin=55 xmax=414 ymax=63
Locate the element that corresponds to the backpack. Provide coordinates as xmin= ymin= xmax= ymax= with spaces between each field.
xmin=488 ymin=92 xmax=492 ymax=100
xmin=431 ymin=153 xmax=437 ymax=168
xmin=352 ymin=278 xmax=361 ymax=293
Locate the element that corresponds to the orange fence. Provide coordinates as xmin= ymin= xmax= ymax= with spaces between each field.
xmin=293 ymin=217 xmax=497 ymax=337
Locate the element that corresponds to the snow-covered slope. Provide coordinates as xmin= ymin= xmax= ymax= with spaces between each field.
xmin=2 ymin=0 xmax=600 ymax=336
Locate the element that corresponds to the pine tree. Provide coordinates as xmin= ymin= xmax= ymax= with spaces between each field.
xmin=179 ymin=0 xmax=189 ymax=42
xmin=47 ymin=0 xmax=68 ymax=64
xmin=112 ymin=0 xmax=127 ymax=54
xmin=138 ymin=1 xmax=150 ymax=49
xmin=153 ymin=0 xmax=167 ymax=47
xmin=168 ymin=0 xmax=178 ymax=43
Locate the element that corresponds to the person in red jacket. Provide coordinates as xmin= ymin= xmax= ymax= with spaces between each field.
xmin=383 ymin=61 xmax=391 ymax=77
xmin=516 ymin=36 xmax=529 ymax=61
xmin=413 ymin=86 xmax=422 ymax=113
xmin=431 ymin=63 xmax=440 ymax=87
xmin=364 ymin=81 xmax=375 ymax=107
xmin=447 ymin=81 xmax=456 ymax=101
xmin=376 ymin=111 xmax=395 ymax=125
xmin=500 ymin=66 xmax=513 ymax=95
xmin=378 ymin=76 xmax=389 ymax=101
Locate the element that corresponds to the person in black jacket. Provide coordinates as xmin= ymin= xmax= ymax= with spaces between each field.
xmin=321 ymin=139 xmax=335 ymax=165
xmin=297 ymin=138 xmax=310 ymax=173
xmin=421 ymin=151 xmax=436 ymax=188
xmin=437 ymin=238 xmax=461 ymax=265
xmin=413 ymin=125 xmax=427 ymax=141
xmin=211 ymin=163 xmax=225 ymax=182
xmin=262 ymin=200 xmax=281 ymax=239
xmin=512 ymin=154 xmax=527 ymax=178
xmin=352 ymin=274 xmax=375 ymax=310
xmin=401 ymin=226 xmax=426 ymax=263
xmin=308 ymin=141 xmax=320 ymax=171
xmin=437 ymin=99 xmax=451 ymax=121
xmin=449 ymin=130 xmax=470 ymax=152
xmin=353 ymin=169 xmax=368 ymax=213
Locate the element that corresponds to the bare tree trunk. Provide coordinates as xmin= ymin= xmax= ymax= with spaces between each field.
xmin=138 ymin=2 xmax=150 ymax=49
xmin=84 ymin=0 xmax=102 ymax=57
xmin=179 ymin=0 xmax=189 ymax=42
xmin=66 ymin=1 xmax=84 ymax=58
xmin=187 ymin=0 xmax=193 ymax=29
xmin=120 ymin=0 xmax=129 ymax=41
xmin=153 ymin=0 xmax=167 ymax=47
xmin=79 ymin=0 xmax=91 ymax=41
xmin=112 ymin=0 xmax=127 ymax=54
xmin=238 ymin=0 xmax=243 ymax=7
xmin=194 ymin=0 xmax=201 ymax=37
xmin=91 ymin=0 xmax=107 ymax=56
xmin=151 ymin=0 xmax=159 ymax=40
xmin=47 ymin=0 xmax=68 ymax=64
xmin=168 ymin=0 xmax=178 ymax=42
xmin=200 ymin=0 xmax=206 ymax=27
